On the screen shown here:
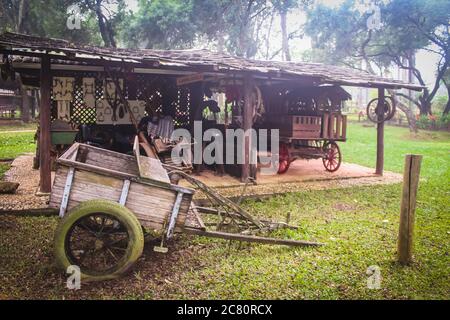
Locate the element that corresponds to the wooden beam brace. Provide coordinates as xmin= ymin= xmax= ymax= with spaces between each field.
xmin=183 ymin=227 xmax=323 ymax=247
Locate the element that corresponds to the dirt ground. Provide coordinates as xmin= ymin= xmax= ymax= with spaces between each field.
xmin=184 ymin=159 xmax=402 ymax=188
xmin=0 ymin=155 xmax=48 ymax=210
xmin=0 ymin=155 xmax=402 ymax=211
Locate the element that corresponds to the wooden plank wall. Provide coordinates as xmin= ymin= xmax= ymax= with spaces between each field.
xmin=269 ymin=115 xmax=322 ymax=139
xmin=80 ymin=145 xmax=140 ymax=176
xmin=323 ymin=114 xmax=347 ymax=140
xmin=50 ymin=166 xmax=192 ymax=232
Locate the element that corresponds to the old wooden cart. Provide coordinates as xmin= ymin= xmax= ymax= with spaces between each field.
xmin=272 ymin=113 xmax=347 ymax=174
xmin=262 ymin=86 xmax=349 ymax=174
xmin=50 ymin=137 xmax=320 ymax=281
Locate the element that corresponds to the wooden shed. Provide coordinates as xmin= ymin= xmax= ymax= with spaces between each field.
xmin=0 ymin=32 xmax=423 ymax=193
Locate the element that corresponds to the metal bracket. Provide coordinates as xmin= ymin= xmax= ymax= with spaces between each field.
xmin=119 ymin=180 xmax=130 ymax=206
xmin=166 ymin=192 xmax=183 ymax=239
xmin=59 ymin=167 xmax=75 ymax=217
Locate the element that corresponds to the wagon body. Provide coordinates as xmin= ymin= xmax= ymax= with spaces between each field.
xmin=267 ymin=113 xmax=347 ymax=141
xmin=265 ymin=114 xmax=347 ymax=173
xmin=49 ymin=142 xmax=194 ymax=234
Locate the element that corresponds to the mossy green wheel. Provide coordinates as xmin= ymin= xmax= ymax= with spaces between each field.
xmin=54 ymin=199 xmax=144 ymax=282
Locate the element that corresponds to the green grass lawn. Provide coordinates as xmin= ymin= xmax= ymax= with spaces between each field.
xmin=0 ymin=122 xmax=37 ymax=132
xmin=168 ymin=124 xmax=449 ymax=299
xmin=0 ymin=123 xmax=449 ymax=299
xmin=340 ymin=123 xmax=450 ymax=178
xmin=0 ymin=130 xmax=36 ymax=179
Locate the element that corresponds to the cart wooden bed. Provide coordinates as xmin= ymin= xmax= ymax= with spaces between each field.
xmin=50 ymin=137 xmax=321 ymax=281
xmin=267 ymin=113 xmax=347 ymax=174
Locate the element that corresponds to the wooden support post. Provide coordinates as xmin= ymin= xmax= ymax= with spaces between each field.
xmin=242 ymin=74 xmax=254 ymax=182
xmin=376 ymin=88 xmax=385 ymax=175
xmin=20 ymin=85 xmax=30 ymax=123
xmin=39 ymin=56 xmax=52 ymax=193
xmin=397 ymin=154 xmax=422 ymax=265
xmin=189 ymin=82 xmax=204 ymax=174
xmin=341 ymin=115 xmax=347 ymax=140
xmin=329 ymin=114 xmax=335 ymax=138
xmin=336 ymin=114 xmax=341 ymax=139
xmin=189 ymin=82 xmax=203 ymax=135
xmin=322 ymin=113 xmax=329 ymax=138
xmin=31 ymin=89 xmax=37 ymax=120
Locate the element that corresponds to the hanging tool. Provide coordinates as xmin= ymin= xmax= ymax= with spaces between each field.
xmin=103 ymin=63 xmax=158 ymax=158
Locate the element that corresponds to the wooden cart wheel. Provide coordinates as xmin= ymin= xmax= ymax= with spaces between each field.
xmin=384 ymin=96 xmax=396 ymax=121
xmin=277 ymin=142 xmax=291 ymax=174
xmin=366 ymin=97 xmax=395 ymax=123
xmin=322 ymin=141 xmax=342 ymax=172
xmin=54 ymin=199 xmax=144 ymax=282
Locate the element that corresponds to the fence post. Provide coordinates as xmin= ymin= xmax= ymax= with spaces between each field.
xmin=397 ymin=154 xmax=422 ymax=265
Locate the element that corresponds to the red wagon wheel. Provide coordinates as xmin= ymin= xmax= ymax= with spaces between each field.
xmin=277 ymin=142 xmax=291 ymax=174
xmin=322 ymin=141 xmax=341 ymax=172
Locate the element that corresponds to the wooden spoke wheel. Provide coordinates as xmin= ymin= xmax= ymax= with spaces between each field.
xmin=66 ymin=213 xmax=130 ymax=274
xmin=277 ymin=142 xmax=291 ymax=174
xmin=54 ymin=200 xmax=144 ymax=281
xmin=366 ymin=96 xmax=395 ymax=123
xmin=322 ymin=141 xmax=342 ymax=172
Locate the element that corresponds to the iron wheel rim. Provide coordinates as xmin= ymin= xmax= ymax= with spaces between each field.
xmin=65 ymin=213 xmax=130 ymax=276
xmin=367 ymin=98 xmax=393 ymax=123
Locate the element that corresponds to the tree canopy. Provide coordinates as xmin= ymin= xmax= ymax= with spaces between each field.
xmin=304 ymin=0 xmax=450 ymax=115
xmin=0 ymin=0 xmax=448 ymax=115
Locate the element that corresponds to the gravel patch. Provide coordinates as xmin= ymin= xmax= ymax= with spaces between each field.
xmin=193 ymin=171 xmax=403 ymax=201
xmin=0 ymin=154 xmax=49 ymax=210
xmin=0 ymin=154 xmax=403 ymax=210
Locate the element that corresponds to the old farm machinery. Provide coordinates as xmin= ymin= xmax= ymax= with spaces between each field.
xmin=260 ymin=86 xmax=350 ymax=174
xmin=50 ymin=137 xmax=321 ymax=281
xmin=274 ymin=114 xmax=346 ymax=174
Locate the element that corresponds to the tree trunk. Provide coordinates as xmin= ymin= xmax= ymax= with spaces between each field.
xmin=443 ymin=80 xmax=450 ymax=115
xmin=397 ymin=101 xmax=418 ymax=133
xmin=444 ymin=99 xmax=450 ymax=115
xmin=265 ymin=9 xmax=275 ymax=60
xmin=94 ymin=0 xmax=115 ymax=47
xmin=16 ymin=0 xmax=29 ymax=33
xmin=418 ymin=94 xmax=432 ymax=115
xmin=389 ymin=89 xmax=418 ymax=133
xmin=407 ymin=53 xmax=415 ymax=109
xmin=105 ymin=19 xmax=117 ymax=48
xmin=280 ymin=10 xmax=291 ymax=61
xmin=97 ymin=15 xmax=111 ymax=47
xmin=217 ymin=31 xmax=225 ymax=54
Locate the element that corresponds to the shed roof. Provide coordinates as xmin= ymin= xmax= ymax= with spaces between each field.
xmin=0 ymin=32 xmax=423 ymax=91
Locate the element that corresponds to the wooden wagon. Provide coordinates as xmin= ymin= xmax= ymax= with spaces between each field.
xmin=270 ymin=113 xmax=347 ymax=174
xmin=50 ymin=137 xmax=320 ymax=281
xmin=259 ymin=85 xmax=350 ymax=174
